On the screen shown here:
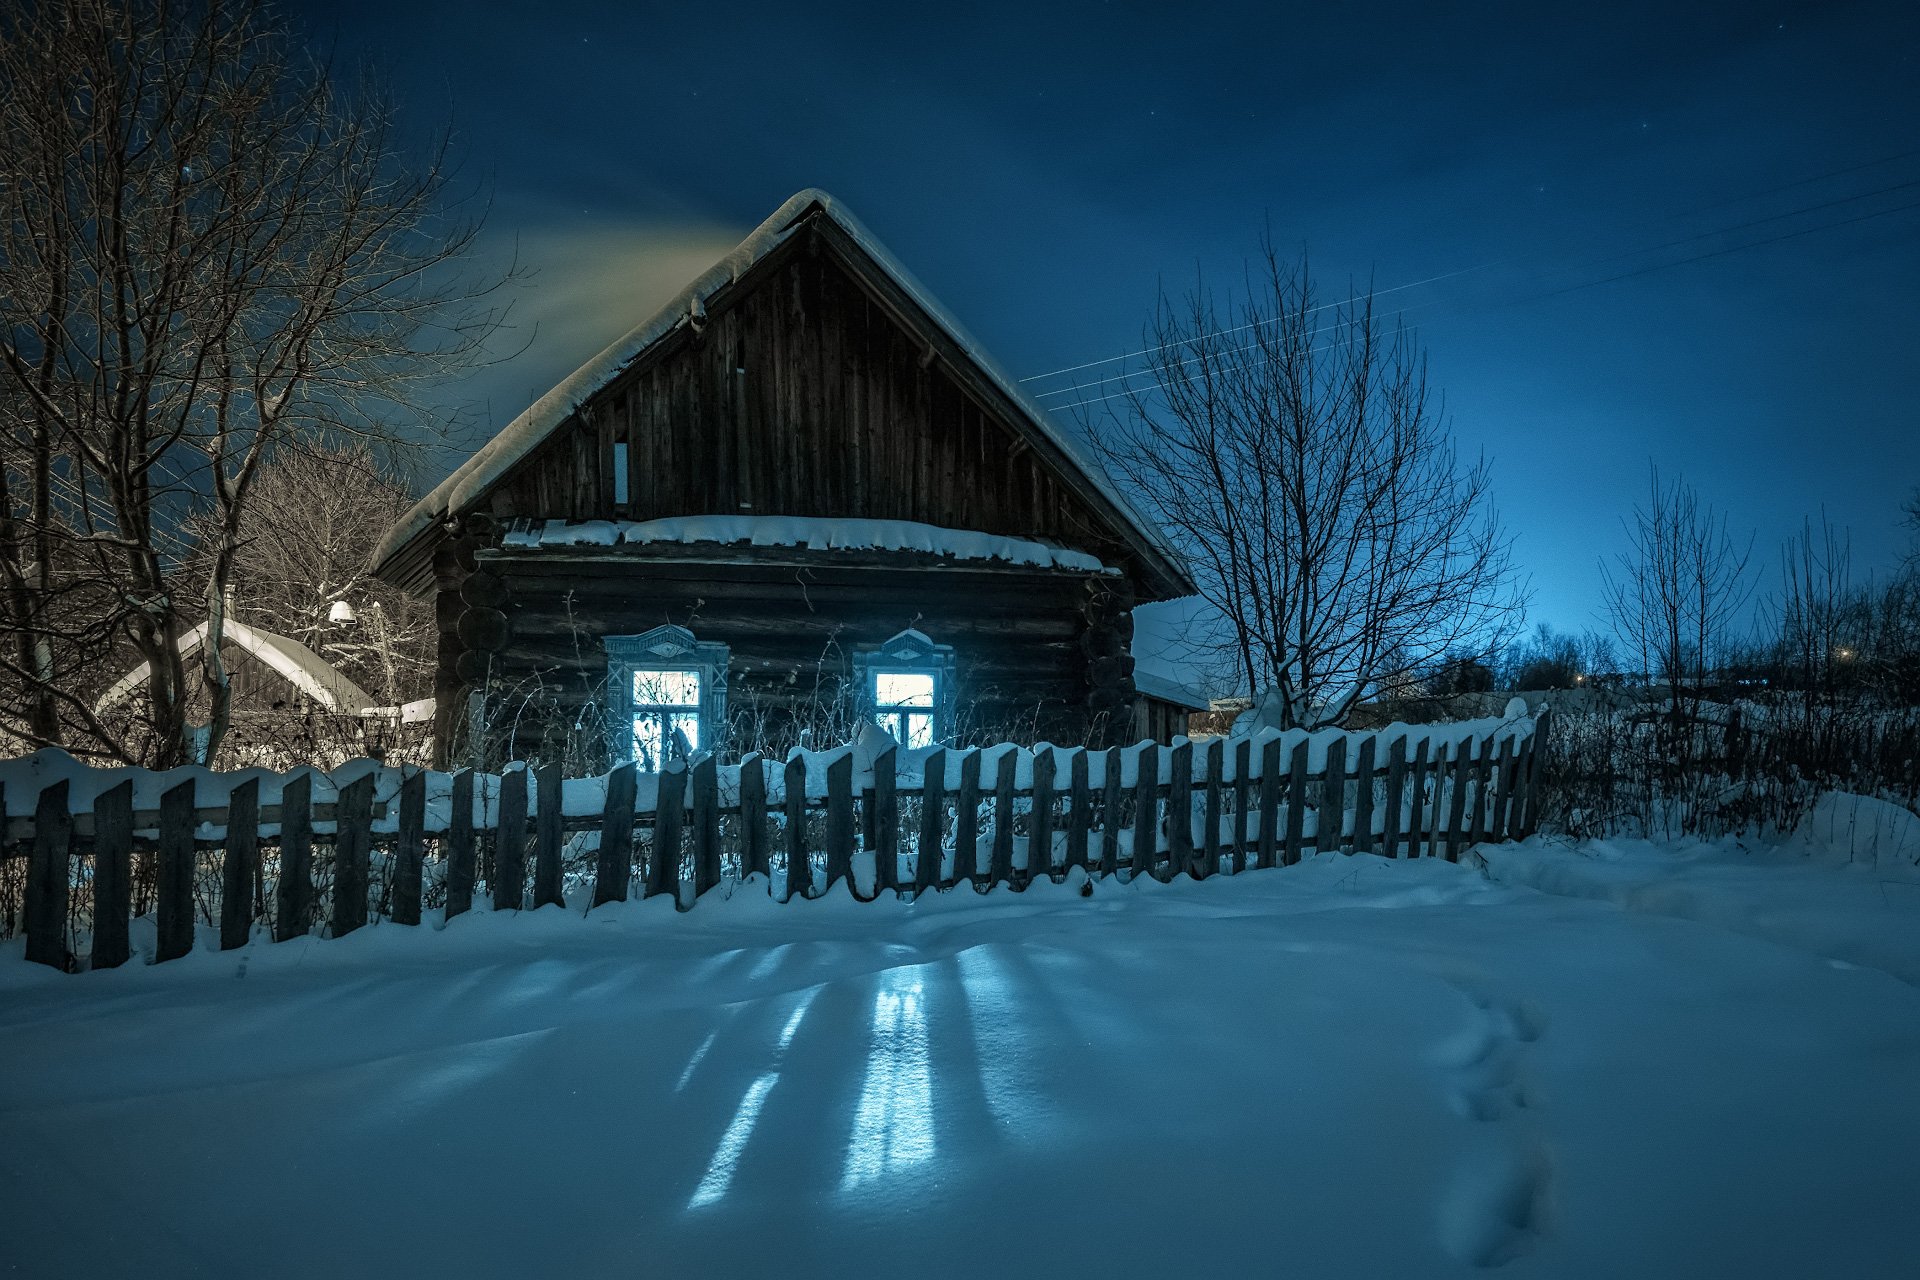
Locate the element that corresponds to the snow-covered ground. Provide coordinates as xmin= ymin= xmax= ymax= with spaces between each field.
xmin=5 ymin=825 xmax=1919 ymax=1278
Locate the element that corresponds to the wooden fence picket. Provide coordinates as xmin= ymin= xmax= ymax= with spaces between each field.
xmin=1468 ymin=736 xmax=1494 ymax=848
xmin=649 ymin=760 xmax=685 ymax=902
xmin=1231 ymin=738 xmax=1251 ymax=874
xmin=823 ymin=751 xmax=855 ymax=894
xmin=872 ymin=746 xmax=898 ymax=897
xmin=155 ymin=781 xmax=195 ymax=963
xmin=1256 ymin=737 xmax=1281 ymax=869
xmin=25 ymin=781 xmax=70 ymax=969
xmin=1321 ymin=738 xmax=1347 ymax=855
xmin=91 ymin=781 xmax=133 ymax=970
xmin=1444 ymin=742 xmax=1472 ymax=862
xmin=221 ymin=780 xmax=260 ymax=949
xmin=596 ymin=763 xmax=636 ymax=906
xmin=392 ymin=771 xmax=426 ymax=927
xmin=1381 ymin=738 xmax=1407 ymax=859
xmin=1167 ymin=740 xmax=1194 ymax=877
xmin=1064 ymin=749 xmax=1091 ymax=874
xmin=917 ymin=749 xmax=946 ymax=891
xmin=444 ymin=770 xmax=476 ymax=918
xmin=738 ymin=754 xmax=769 ymax=884
xmin=954 ymin=749 xmax=981 ymax=886
xmin=275 ymin=773 xmax=314 ymax=940
xmin=1100 ymin=747 xmax=1124 ymax=878
xmin=1351 ymin=737 xmax=1377 ymax=856
xmin=1282 ymin=741 xmax=1308 ymax=866
xmin=1131 ymin=742 xmax=1158 ymax=881
xmin=494 ymin=766 xmax=528 ymax=912
xmin=783 ymin=754 xmax=808 ymax=900
xmin=1405 ymin=740 xmax=1431 ymax=859
xmin=989 ymin=751 xmax=1016 ymax=886
xmin=1491 ymin=737 xmax=1517 ymax=841
xmin=332 ymin=774 xmax=375 ymax=937
xmin=1201 ymin=737 xmax=1224 ymax=877
xmin=1028 ymin=746 xmax=1054 ymax=885
xmin=534 ymin=762 xmax=565 ymax=909
xmin=692 ymin=754 xmax=722 ymax=899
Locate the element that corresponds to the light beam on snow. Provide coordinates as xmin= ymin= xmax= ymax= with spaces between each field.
xmin=955 ymin=945 xmax=1021 ymax=1132
xmin=687 ymin=1073 xmax=777 ymax=1209
xmin=675 ymin=1030 xmax=720 ymax=1093
xmin=840 ymin=971 xmax=935 ymax=1189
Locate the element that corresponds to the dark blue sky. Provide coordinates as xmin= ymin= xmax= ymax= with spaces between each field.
xmin=303 ymin=0 xmax=1919 ymax=639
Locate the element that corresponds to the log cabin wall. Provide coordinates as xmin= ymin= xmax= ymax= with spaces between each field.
xmin=477 ymin=226 xmax=1129 ymax=572
xmin=459 ymin=546 xmax=1134 ymax=766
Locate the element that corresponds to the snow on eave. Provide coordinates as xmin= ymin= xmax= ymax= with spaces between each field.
xmin=95 ymin=619 xmax=375 ymax=716
xmin=371 ymin=189 xmax=1195 ymax=597
xmin=1133 ymin=665 xmax=1212 ymax=712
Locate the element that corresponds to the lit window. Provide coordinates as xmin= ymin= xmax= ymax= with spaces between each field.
xmin=605 ymin=625 xmax=729 ymax=769
xmin=856 ymin=629 xmax=954 ymax=749
xmin=872 ymin=670 xmax=937 ymax=748
xmin=632 ymin=668 xmax=701 ymax=770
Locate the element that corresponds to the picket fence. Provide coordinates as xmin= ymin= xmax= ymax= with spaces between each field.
xmin=5 ymin=713 xmax=1550 ymax=971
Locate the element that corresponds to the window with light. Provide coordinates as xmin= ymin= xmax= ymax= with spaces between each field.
xmin=872 ymin=669 xmax=939 ymax=748
xmin=631 ymin=668 xmax=702 ymax=771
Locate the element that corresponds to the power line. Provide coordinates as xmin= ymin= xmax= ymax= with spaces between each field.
xmin=1022 ymin=158 xmax=1919 ymax=400
xmin=1679 ymin=148 xmax=1920 ymax=216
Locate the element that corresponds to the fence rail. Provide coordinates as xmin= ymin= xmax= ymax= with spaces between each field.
xmin=3 ymin=713 xmax=1549 ymax=971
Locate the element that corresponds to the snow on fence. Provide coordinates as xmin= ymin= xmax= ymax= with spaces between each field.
xmin=2 ymin=710 xmax=1550 ymax=971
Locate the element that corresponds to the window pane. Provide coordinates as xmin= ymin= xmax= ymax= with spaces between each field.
xmin=634 ymin=668 xmax=700 ymax=707
xmin=875 ymin=671 xmax=935 ymax=708
xmin=670 ymin=712 xmax=700 ymax=755
xmin=905 ymin=713 xmax=933 ymax=749
xmin=633 ymin=715 xmax=665 ymax=772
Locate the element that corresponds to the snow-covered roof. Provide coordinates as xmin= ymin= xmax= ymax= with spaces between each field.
xmin=500 ymin=515 xmax=1115 ymax=573
xmin=96 ymin=619 xmax=375 ymax=715
xmin=371 ymin=189 xmax=1191 ymax=595
xmin=1132 ymin=665 xmax=1212 ymax=711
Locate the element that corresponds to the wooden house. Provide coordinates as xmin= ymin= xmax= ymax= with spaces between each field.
xmin=370 ymin=190 xmax=1197 ymax=767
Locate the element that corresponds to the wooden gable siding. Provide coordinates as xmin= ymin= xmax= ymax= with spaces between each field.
xmin=483 ymin=234 xmax=1120 ymax=568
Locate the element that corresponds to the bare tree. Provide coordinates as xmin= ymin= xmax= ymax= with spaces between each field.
xmin=1092 ymin=241 xmax=1524 ymax=729
xmin=0 ymin=0 xmax=503 ymax=765
xmin=1600 ymin=466 xmax=1754 ymax=719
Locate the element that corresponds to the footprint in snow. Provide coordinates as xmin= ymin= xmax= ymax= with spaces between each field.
xmin=1433 ymin=986 xmax=1553 ymax=1267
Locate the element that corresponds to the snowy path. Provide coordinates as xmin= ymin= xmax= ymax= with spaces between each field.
xmin=4 ymin=852 xmax=1919 ymax=1278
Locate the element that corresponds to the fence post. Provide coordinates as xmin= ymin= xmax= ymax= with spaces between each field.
xmin=275 ymin=773 xmax=314 ymax=941
xmin=1405 ymin=740 xmax=1431 ymax=859
xmin=872 ymin=745 xmax=898 ymax=898
xmin=1100 ymin=747 xmax=1124 ymax=878
xmin=1065 ymin=749 xmax=1091 ymax=875
xmin=738 ymin=754 xmax=769 ymax=886
xmin=953 ymin=749 xmax=981 ymax=887
xmin=1491 ymin=736 xmax=1517 ymax=841
xmin=534 ymin=762 xmax=565 ymax=909
xmin=917 ymin=749 xmax=946 ymax=892
xmin=222 ymin=779 xmax=261 ymax=948
xmin=692 ymin=753 xmax=722 ymax=901
xmin=595 ymin=763 xmax=637 ymax=906
xmin=1202 ymin=737 xmax=1224 ymax=877
xmin=1131 ymin=742 xmax=1158 ymax=881
xmin=1283 ymin=740 xmax=1308 ymax=866
xmin=156 ymin=780 xmax=195 ymax=963
xmin=331 ymin=775 xmax=375 ymax=937
xmin=494 ymin=766 xmax=528 ymax=912
xmin=824 ymin=750 xmax=855 ymax=895
xmin=1522 ymin=709 xmax=1553 ymax=837
xmin=783 ymin=753 xmax=808 ymax=901
xmin=1257 ymin=737 xmax=1282 ymax=869
xmin=392 ymin=771 xmax=426 ymax=926
xmin=1444 ymin=740 xmax=1472 ymax=862
xmin=25 ymin=781 xmax=71 ymax=969
xmin=445 ymin=769 xmax=476 ymax=919
xmin=1231 ymin=738 xmax=1251 ymax=874
xmin=1381 ymin=737 xmax=1407 ymax=859
xmin=1320 ymin=737 xmax=1347 ymax=855
xmin=989 ymin=750 xmax=1016 ymax=887
xmin=91 ymin=781 xmax=133 ymax=970
xmin=650 ymin=759 xmax=686 ymax=902
xmin=1166 ymin=740 xmax=1194 ymax=879
xmin=1351 ymin=736 xmax=1377 ymax=856
xmin=1468 ymin=735 xmax=1495 ymax=848
xmin=1028 ymin=746 xmax=1054 ymax=886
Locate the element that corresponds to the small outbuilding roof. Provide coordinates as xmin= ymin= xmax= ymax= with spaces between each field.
xmin=96 ymin=618 xmax=375 ymax=715
xmin=371 ymin=189 xmax=1193 ymax=599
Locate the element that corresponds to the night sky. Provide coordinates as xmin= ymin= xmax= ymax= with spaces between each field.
xmin=299 ymin=0 xmax=1919 ymax=645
